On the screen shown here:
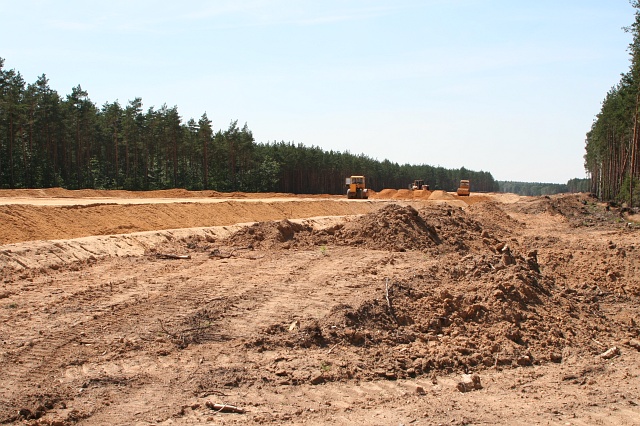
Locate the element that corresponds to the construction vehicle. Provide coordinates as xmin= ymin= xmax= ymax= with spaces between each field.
xmin=457 ymin=179 xmax=470 ymax=196
xmin=346 ymin=175 xmax=369 ymax=199
xmin=409 ymin=179 xmax=429 ymax=191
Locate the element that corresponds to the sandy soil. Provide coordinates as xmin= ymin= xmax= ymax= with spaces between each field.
xmin=1 ymin=189 xmax=640 ymax=425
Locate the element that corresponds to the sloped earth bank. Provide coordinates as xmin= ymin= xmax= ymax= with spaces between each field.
xmin=1 ymin=192 xmax=640 ymax=425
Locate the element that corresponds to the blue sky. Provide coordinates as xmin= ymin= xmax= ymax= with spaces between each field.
xmin=1 ymin=0 xmax=635 ymax=183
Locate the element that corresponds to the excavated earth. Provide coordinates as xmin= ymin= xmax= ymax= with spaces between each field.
xmin=1 ymin=188 xmax=640 ymax=425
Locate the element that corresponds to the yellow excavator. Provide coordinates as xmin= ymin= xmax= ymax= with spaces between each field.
xmin=346 ymin=175 xmax=369 ymax=199
xmin=457 ymin=179 xmax=470 ymax=196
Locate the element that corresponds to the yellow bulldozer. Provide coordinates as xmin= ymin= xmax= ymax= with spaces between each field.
xmin=409 ymin=179 xmax=429 ymax=191
xmin=457 ymin=179 xmax=470 ymax=196
xmin=346 ymin=175 xmax=369 ymax=199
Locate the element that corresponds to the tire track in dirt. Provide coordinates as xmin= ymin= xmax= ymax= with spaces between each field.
xmin=200 ymin=248 xmax=394 ymax=342
xmin=59 ymin=250 xmax=345 ymax=421
xmin=1 ymin=253 xmax=231 ymax=421
xmin=36 ymin=249 xmax=396 ymax=419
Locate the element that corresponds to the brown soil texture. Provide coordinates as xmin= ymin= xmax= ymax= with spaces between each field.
xmin=1 ymin=190 xmax=640 ymax=425
xmin=0 ymin=200 xmax=377 ymax=245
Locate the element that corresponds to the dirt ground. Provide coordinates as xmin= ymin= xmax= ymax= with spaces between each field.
xmin=1 ymin=188 xmax=640 ymax=425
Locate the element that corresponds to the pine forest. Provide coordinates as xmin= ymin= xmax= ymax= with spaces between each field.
xmin=585 ymin=1 xmax=640 ymax=206
xmin=0 ymin=57 xmax=499 ymax=195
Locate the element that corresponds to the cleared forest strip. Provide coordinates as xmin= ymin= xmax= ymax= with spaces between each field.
xmin=0 ymin=200 xmax=381 ymax=244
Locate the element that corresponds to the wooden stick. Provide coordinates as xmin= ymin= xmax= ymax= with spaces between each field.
xmin=205 ymin=401 xmax=245 ymax=414
xmin=156 ymin=253 xmax=191 ymax=260
xmin=385 ymin=278 xmax=398 ymax=324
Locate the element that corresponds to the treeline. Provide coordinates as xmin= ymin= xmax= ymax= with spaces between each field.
xmin=585 ymin=1 xmax=640 ymax=206
xmin=498 ymin=178 xmax=590 ymax=196
xmin=0 ymin=58 xmax=499 ymax=194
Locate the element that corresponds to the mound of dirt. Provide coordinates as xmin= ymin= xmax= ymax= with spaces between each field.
xmin=223 ymin=204 xmax=493 ymax=253
xmin=413 ymin=189 xmax=433 ymax=200
xmin=255 ymin=245 xmax=568 ymax=380
xmin=466 ymin=201 xmax=522 ymax=238
xmin=416 ymin=204 xmax=489 ymax=252
xmin=392 ymin=189 xmax=414 ymax=199
xmin=334 ymin=204 xmax=439 ymax=251
xmin=390 ymin=189 xmax=433 ymax=200
xmin=371 ymin=189 xmax=397 ymax=199
xmin=508 ymin=193 xmax=592 ymax=217
xmin=226 ymin=200 xmax=626 ymax=381
xmin=505 ymin=193 xmax=635 ymax=230
xmin=428 ymin=190 xmax=457 ymax=201
xmin=250 ymin=242 xmax=614 ymax=382
xmin=224 ymin=219 xmax=313 ymax=250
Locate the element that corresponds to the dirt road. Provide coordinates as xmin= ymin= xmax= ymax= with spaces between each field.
xmin=1 ymin=189 xmax=639 ymax=425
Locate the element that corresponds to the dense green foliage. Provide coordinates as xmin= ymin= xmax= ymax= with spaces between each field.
xmin=585 ymin=1 xmax=640 ymax=206
xmin=498 ymin=178 xmax=590 ymax=196
xmin=0 ymin=58 xmax=499 ymax=194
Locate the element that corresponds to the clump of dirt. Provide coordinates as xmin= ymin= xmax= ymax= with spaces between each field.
xmin=332 ymin=204 xmax=439 ymax=251
xmin=224 ymin=219 xmax=313 ymax=250
xmin=415 ymin=204 xmax=487 ymax=253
